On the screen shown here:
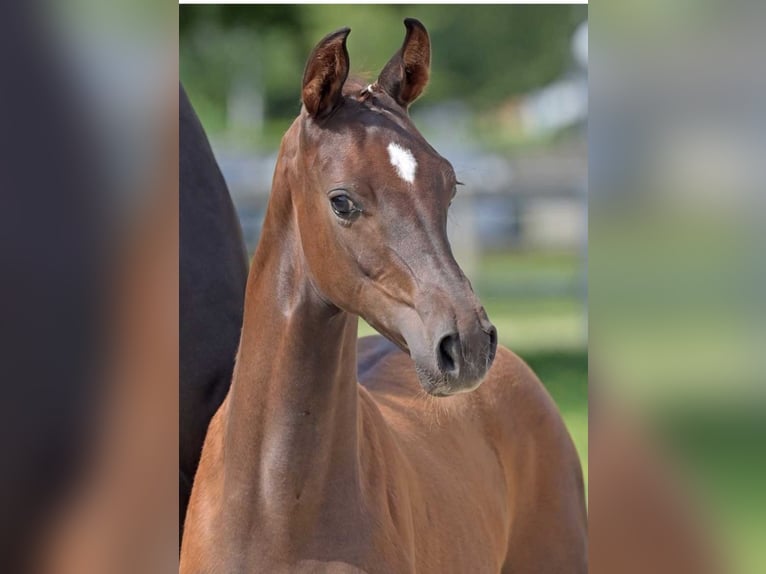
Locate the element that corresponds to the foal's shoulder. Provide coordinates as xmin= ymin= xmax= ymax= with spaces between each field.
xmin=477 ymin=345 xmax=570 ymax=439
xmin=481 ymin=345 xmax=546 ymax=397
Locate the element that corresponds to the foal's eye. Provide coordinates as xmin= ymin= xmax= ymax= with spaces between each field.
xmin=330 ymin=194 xmax=358 ymax=219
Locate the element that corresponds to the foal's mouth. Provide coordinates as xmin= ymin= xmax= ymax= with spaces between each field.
xmin=414 ymin=323 xmax=498 ymax=397
xmin=414 ymin=366 xmax=459 ymax=397
xmin=357 ymin=293 xmax=497 ymax=396
xmin=415 ymin=361 xmax=491 ymax=397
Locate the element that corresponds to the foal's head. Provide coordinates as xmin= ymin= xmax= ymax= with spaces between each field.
xmin=288 ymin=19 xmax=497 ymax=396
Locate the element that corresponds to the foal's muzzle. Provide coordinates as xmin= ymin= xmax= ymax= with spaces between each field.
xmin=414 ymin=312 xmax=498 ymax=397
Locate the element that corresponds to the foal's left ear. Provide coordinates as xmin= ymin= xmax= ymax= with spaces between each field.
xmin=377 ymin=18 xmax=431 ymax=110
xmin=302 ymin=28 xmax=351 ymax=119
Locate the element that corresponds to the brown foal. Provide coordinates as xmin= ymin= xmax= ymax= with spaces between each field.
xmin=181 ymin=20 xmax=586 ymax=573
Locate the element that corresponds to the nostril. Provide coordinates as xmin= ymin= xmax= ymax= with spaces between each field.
xmin=437 ymin=333 xmax=460 ymax=374
xmin=487 ymin=326 xmax=498 ymax=362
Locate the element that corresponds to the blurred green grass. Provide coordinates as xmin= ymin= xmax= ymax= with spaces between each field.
xmin=523 ymin=350 xmax=588 ymax=489
xmin=358 ymin=250 xmax=589 ymax=489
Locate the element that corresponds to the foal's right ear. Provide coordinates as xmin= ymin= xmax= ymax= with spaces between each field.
xmin=302 ymin=28 xmax=351 ymax=119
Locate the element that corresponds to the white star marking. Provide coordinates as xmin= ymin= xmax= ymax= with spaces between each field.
xmin=387 ymin=142 xmax=417 ymax=184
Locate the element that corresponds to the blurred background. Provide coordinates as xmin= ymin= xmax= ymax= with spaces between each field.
xmin=589 ymin=2 xmax=766 ymax=573
xmin=179 ymin=4 xmax=589 ymax=485
xmin=5 ymin=1 xmax=764 ymax=572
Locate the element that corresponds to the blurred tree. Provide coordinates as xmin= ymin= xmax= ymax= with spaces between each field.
xmin=180 ymin=5 xmax=586 ymax=137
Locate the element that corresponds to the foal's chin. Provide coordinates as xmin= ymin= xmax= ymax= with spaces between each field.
xmin=414 ymin=364 xmax=489 ymax=397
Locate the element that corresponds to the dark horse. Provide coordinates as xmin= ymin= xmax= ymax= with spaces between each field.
xmin=182 ymin=20 xmax=586 ymax=573
xmin=179 ymin=84 xmax=248 ymax=538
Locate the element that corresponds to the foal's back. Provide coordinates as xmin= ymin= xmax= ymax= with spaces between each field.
xmin=356 ymin=335 xmax=587 ymax=573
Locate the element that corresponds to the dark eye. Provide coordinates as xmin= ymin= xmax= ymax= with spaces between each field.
xmin=330 ymin=194 xmax=358 ymax=219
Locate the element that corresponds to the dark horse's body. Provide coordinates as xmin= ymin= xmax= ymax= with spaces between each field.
xmin=0 ymin=10 xmax=106 ymax=571
xmin=179 ymin=84 xmax=248 ymax=537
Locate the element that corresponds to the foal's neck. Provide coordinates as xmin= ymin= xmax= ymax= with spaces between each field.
xmin=223 ymin=147 xmax=361 ymax=540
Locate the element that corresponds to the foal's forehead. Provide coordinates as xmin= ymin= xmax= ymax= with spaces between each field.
xmin=330 ymin=109 xmax=457 ymax=188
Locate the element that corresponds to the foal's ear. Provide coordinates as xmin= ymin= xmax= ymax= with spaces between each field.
xmin=377 ymin=18 xmax=431 ymax=109
xmin=302 ymin=28 xmax=351 ymax=119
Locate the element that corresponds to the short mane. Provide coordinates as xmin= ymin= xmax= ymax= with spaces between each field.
xmin=342 ymin=75 xmax=373 ymax=97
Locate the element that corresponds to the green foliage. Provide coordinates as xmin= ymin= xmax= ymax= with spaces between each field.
xmin=180 ymin=5 xmax=587 ymax=135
